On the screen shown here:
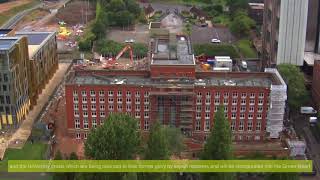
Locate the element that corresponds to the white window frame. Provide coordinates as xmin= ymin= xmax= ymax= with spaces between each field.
xmin=75 ymin=119 xmax=80 ymax=129
xmin=195 ymin=120 xmax=201 ymax=131
xmin=83 ymin=118 xmax=89 ymax=129
xmin=99 ymin=90 xmax=104 ymax=96
xmin=204 ymin=119 xmax=210 ymax=131
xmin=239 ymin=121 xmax=244 ymax=131
xmin=81 ymin=91 xmax=87 ymax=97
xmin=90 ymin=90 xmax=95 ymax=96
xmin=108 ymin=91 xmax=114 ymax=96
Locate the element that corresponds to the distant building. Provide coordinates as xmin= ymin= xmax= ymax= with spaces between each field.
xmin=312 ymin=60 xmax=320 ymax=108
xmin=15 ymin=32 xmax=58 ymax=106
xmin=262 ymin=0 xmax=309 ymax=67
xmin=0 ymin=37 xmax=30 ymax=129
xmin=189 ymin=6 xmax=208 ymax=21
xmin=65 ymin=33 xmax=287 ymax=142
xmin=248 ymin=3 xmax=264 ymax=25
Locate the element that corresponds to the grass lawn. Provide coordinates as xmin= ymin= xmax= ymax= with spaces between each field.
xmin=0 ymin=142 xmax=48 ymax=172
xmin=193 ymin=43 xmax=240 ymax=58
xmin=0 ymin=0 xmax=40 ymax=27
xmin=212 ymin=14 xmax=232 ymax=26
xmin=236 ymin=40 xmax=258 ymax=58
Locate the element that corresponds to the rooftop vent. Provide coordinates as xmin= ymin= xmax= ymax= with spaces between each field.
xmin=224 ymin=80 xmax=236 ymax=86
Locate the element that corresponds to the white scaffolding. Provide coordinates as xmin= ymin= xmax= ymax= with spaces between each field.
xmin=265 ymin=68 xmax=287 ymax=138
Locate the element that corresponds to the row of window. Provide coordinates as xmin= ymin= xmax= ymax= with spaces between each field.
xmin=196 ymin=98 xmax=265 ymax=105
xmin=196 ymin=120 xmax=262 ymax=132
xmin=73 ymin=90 xmax=149 ymax=97
xmin=74 ymin=111 xmax=150 ymax=119
xmin=73 ymin=97 xmax=149 ymax=104
xmin=0 ymin=73 xmax=9 ymax=82
xmin=74 ymin=104 xmax=149 ymax=111
xmin=0 ymin=95 xmax=10 ymax=104
xmin=197 ymin=92 xmax=265 ymax=98
xmin=196 ymin=112 xmax=264 ymax=120
xmin=196 ymin=105 xmax=264 ymax=112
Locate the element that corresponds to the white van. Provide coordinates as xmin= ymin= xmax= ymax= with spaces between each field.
xmin=300 ymin=107 xmax=317 ymax=114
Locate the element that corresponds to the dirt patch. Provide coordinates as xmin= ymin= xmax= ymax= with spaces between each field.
xmin=14 ymin=8 xmax=50 ymax=30
xmin=107 ymin=24 xmax=150 ymax=44
xmin=0 ymin=0 xmax=32 ymax=13
xmin=53 ymin=0 xmax=95 ymax=26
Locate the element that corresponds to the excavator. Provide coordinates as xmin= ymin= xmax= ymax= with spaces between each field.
xmin=102 ymin=45 xmax=133 ymax=69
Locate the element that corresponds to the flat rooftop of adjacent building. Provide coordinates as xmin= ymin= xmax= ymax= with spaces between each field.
xmin=151 ymin=35 xmax=195 ymax=65
xmin=67 ymin=70 xmax=282 ymax=88
xmin=0 ymin=37 xmax=20 ymax=51
xmin=15 ymin=31 xmax=55 ymax=58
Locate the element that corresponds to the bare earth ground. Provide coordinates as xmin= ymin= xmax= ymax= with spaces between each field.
xmin=0 ymin=0 xmax=32 ymax=13
xmin=107 ymin=24 xmax=150 ymax=44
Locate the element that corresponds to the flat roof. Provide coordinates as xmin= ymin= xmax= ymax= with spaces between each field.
xmin=67 ymin=72 xmax=274 ymax=88
xmin=0 ymin=37 xmax=20 ymax=50
xmin=304 ymin=52 xmax=320 ymax=66
xmin=0 ymin=29 xmax=12 ymax=37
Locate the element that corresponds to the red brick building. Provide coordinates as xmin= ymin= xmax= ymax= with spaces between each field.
xmin=65 ymin=35 xmax=287 ymax=143
xmin=312 ymin=60 xmax=320 ymax=108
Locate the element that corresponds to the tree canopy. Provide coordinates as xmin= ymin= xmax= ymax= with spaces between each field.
xmin=277 ymin=64 xmax=309 ymax=110
xmin=229 ymin=10 xmax=255 ymax=36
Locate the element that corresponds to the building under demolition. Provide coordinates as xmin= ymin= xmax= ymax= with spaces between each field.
xmin=65 ymin=33 xmax=287 ymax=143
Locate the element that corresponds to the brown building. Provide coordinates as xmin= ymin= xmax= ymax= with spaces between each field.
xmin=15 ymin=32 xmax=58 ymax=106
xmin=312 ymin=60 xmax=320 ymax=109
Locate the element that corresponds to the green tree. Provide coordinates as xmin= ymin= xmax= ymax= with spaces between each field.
xmin=226 ymin=0 xmax=248 ymax=12
xmin=84 ymin=113 xmax=140 ymax=180
xmin=229 ymin=10 xmax=255 ymax=36
xmin=201 ymin=105 xmax=234 ymax=180
xmin=278 ymin=64 xmax=309 ymax=110
xmin=163 ymin=126 xmax=185 ymax=156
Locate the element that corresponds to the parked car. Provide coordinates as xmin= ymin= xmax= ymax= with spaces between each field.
xmin=300 ymin=107 xmax=317 ymax=114
xmin=241 ymin=61 xmax=248 ymax=69
xmin=309 ymin=117 xmax=318 ymax=126
xmin=125 ymin=39 xmax=135 ymax=43
xmin=211 ymin=38 xmax=221 ymax=43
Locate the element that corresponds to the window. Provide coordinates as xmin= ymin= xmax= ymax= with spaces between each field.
xmin=241 ymin=99 xmax=246 ymax=105
xmin=231 ymin=113 xmax=236 ymax=119
xmin=247 ymin=121 xmax=253 ymax=131
xmin=240 ymin=106 xmax=246 ymax=112
xmin=232 ymin=99 xmax=237 ymax=105
xmin=232 ymin=92 xmax=238 ymax=98
xmin=197 ymin=99 xmax=202 ymax=104
xmin=144 ymin=91 xmax=149 ymax=97
xmin=117 ymin=98 xmax=122 ymax=104
xmin=91 ymin=104 xmax=96 ymax=110
xmin=73 ymin=91 xmax=78 ymax=96
xmin=206 ymin=92 xmax=211 ymax=98
xmin=73 ymin=97 xmax=79 ymax=103
xmin=82 ymin=104 xmax=88 ymax=110
xmin=144 ymin=98 xmax=149 ymax=104
xmin=258 ymin=107 xmax=263 ymax=112
xmin=214 ymin=106 xmax=218 ymax=112
xmin=117 ymin=105 xmax=123 ymax=111
xmin=135 ymin=105 xmax=140 ymax=111
xmin=91 ymin=111 xmax=97 ymax=117
xmin=90 ymin=90 xmax=95 ymax=96
xmin=99 ymin=98 xmax=105 ymax=103
xmin=82 ymin=91 xmax=87 ymax=96
xmin=75 ymin=119 xmax=80 ymax=129
xmin=144 ymin=112 xmax=149 ymax=118
xmin=83 ymin=111 xmax=88 ymax=117
xmin=254 ymin=136 xmax=261 ymax=140
xmin=249 ymin=99 xmax=255 ymax=105
xmin=205 ymin=113 xmax=210 ymax=119
xmin=258 ymin=99 xmax=263 ymax=105
xmin=215 ymin=92 xmax=220 ymax=98
xmin=108 ymin=98 xmax=114 ymax=103
xmin=196 ymin=106 xmax=201 ymax=112
xmin=205 ymin=99 xmax=211 ymax=104
xmin=241 ymin=93 xmax=247 ymax=98
xmin=257 ymin=114 xmax=262 ymax=119
xmin=144 ymin=119 xmax=149 ymax=130
xmin=144 ymin=105 xmax=149 ymax=111
xmin=100 ymin=118 xmax=104 ymax=125
xmin=205 ymin=120 xmax=210 ymax=131
xmin=135 ymin=98 xmax=140 ymax=104
xmin=223 ymin=92 xmax=229 ymax=98
xmin=83 ymin=118 xmax=89 ymax=129
xmin=248 ymin=114 xmax=253 ymax=119
xmin=231 ymin=106 xmax=237 ymax=112
xmin=223 ymin=99 xmax=228 ymax=105
xmin=205 ymin=106 xmax=210 ymax=112
xmin=126 ymin=98 xmax=131 ymax=103
xmin=135 ymin=91 xmax=140 ymax=97
xmin=238 ymin=135 xmax=243 ymax=141
xmin=76 ymin=133 xmax=81 ymax=139
xmin=126 ymin=105 xmax=131 ymax=111
xmin=135 ymin=112 xmax=140 ymax=118
xmin=256 ymin=121 xmax=261 ymax=131
xmin=197 ymin=92 xmax=202 ymax=97
xmin=240 ymin=113 xmax=245 ymax=119
xmin=224 ymin=106 xmax=228 ymax=112
xmin=117 ymin=91 xmax=122 ymax=96
xmin=126 ymin=91 xmax=131 ymax=97
xmin=214 ymin=99 xmax=220 ymax=105
xmin=99 ymin=90 xmax=104 ymax=96
xmin=249 ymin=106 xmax=255 ymax=112
xmin=239 ymin=121 xmax=244 ymax=131
xmin=74 ymin=104 xmax=79 ymax=110
xmin=259 ymin=92 xmax=264 ymax=98
xmin=250 ymin=93 xmax=255 ymax=98
xmin=100 ymin=111 xmax=105 ymax=117
xmin=108 ymin=91 xmax=114 ymax=96
xmin=231 ymin=121 xmax=236 ymax=131
xmin=82 ymin=97 xmax=87 ymax=103
xmin=84 ymin=133 xmax=88 ymax=139
xmin=92 ymin=118 xmax=97 ymax=128
xmin=91 ymin=97 xmax=96 ymax=103
xmin=108 ymin=105 xmax=114 ymax=111
xmin=195 ymin=121 xmax=201 ymax=131
xmin=196 ymin=113 xmax=201 ymax=119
